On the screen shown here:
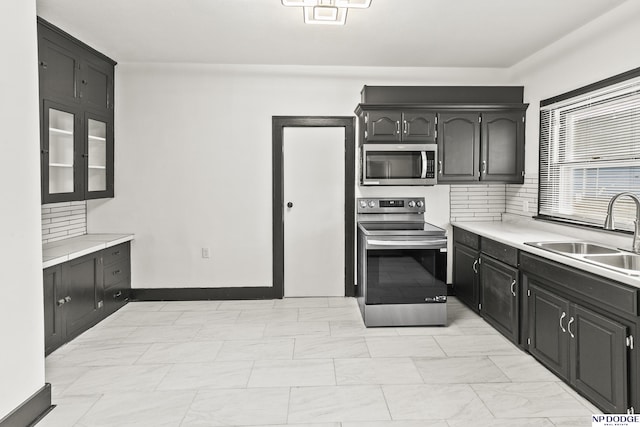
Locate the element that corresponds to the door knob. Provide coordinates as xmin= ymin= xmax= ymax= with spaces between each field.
xmin=287 ymin=202 xmax=293 ymax=208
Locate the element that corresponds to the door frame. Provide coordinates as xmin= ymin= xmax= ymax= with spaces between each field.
xmin=272 ymin=116 xmax=356 ymax=299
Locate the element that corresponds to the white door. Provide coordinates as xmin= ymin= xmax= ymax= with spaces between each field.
xmin=283 ymin=127 xmax=345 ymax=297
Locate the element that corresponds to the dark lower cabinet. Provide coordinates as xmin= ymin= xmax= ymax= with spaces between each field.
xmin=43 ymin=242 xmax=130 ymax=355
xmin=480 ymin=255 xmax=519 ymax=343
xmin=571 ymin=304 xmax=628 ymax=414
xmin=527 ymin=282 xmax=571 ymax=379
xmin=62 ymin=253 xmax=103 ymax=340
xmin=43 ymin=265 xmax=64 ymax=355
xmin=523 ymin=256 xmax=635 ymax=414
xmin=453 ymin=243 xmax=479 ymax=312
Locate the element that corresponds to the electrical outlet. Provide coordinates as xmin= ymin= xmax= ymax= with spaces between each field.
xmin=201 ymin=248 xmax=210 ymax=259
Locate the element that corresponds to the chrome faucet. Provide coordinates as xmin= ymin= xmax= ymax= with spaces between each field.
xmin=604 ymin=192 xmax=640 ymax=253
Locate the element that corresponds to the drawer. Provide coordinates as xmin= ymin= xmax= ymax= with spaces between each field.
xmin=103 ymin=284 xmax=128 ymax=315
xmin=482 ymin=238 xmax=518 ymax=267
xmin=104 ymin=261 xmax=129 ymax=288
xmin=103 ymin=242 xmax=129 ymax=266
xmin=454 ymin=227 xmax=479 ymax=250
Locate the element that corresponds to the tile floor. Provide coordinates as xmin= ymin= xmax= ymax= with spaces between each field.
xmin=39 ymin=297 xmax=599 ymax=427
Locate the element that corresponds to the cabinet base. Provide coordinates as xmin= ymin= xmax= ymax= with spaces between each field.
xmin=357 ymin=298 xmax=447 ymax=327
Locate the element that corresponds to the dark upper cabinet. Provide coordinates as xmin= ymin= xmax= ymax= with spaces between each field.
xmin=438 ymin=110 xmax=525 ymax=184
xmin=81 ymin=56 xmax=113 ymax=112
xmin=437 ymin=112 xmax=480 ymax=182
xmin=38 ymin=18 xmax=116 ymax=204
xmin=480 ymin=255 xmax=519 ymax=343
xmin=481 ymin=111 xmax=525 ymax=183
xmin=364 ymin=110 xmax=436 ymax=143
xmin=38 ymin=36 xmax=79 ymax=103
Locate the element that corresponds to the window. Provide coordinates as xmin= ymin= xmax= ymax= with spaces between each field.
xmin=539 ymin=72 xmax=640 ymax=231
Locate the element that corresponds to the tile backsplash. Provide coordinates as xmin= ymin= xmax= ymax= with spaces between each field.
xmin=506 ymin=177 xmax=538 ymax=218
xmin=450 ymin=177 xmax=538 ymax=222
xmin=450 ymin=184 xmax=506 ymax=222
xmin=42 ymin=201 xmax=87 ymax=244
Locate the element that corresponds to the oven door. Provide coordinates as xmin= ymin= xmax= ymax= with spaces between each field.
xmin=360 ymin=235 xmax=447 ymax=305
xmin=361 ymin=144 xmax=437 ymax=186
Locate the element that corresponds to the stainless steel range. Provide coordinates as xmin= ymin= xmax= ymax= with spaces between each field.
xmin=357 ymin=197 xmax=447 ymax=327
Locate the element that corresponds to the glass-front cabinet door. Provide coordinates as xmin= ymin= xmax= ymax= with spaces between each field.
xmin=85 ymin=113 xmax=113 ymax=199
xmin=42 ymin=101 xmax=82 ymax=202
xmin=42 ymin=102 xmax=114 ymax=203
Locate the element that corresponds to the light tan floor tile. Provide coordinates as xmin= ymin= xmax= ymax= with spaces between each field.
xmin=248 ymin=359 xmax=336 ymax=387
xmin=288 ymin=385 xmax=391 ymax=423
xmin=365 ymin=336 xmax=446 ymax=358
xmin=471 ymin=382 xmax=593 ymax=418
xmin=156 ymin=361 xmax=253 ymax=390
xmin=181 ymin=388 xmax=289 ymax=426
xmin=216 ymin=338 xmax=295 ymax=360
xmin=382 ymin=384 xmax=494 ymax=420
xmin=414 ymin=356 xmax=509 ymax=384
xmin=75 ymin=391 xmax=195 ymax=427
xmin=335 ymin=357 xmax=423 ymax=385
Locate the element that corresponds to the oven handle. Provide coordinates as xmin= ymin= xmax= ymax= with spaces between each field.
xmin=420 ymin=151 xmax=427 ymax=179
xmin=366 ymin=239 xmax=448 ymax=250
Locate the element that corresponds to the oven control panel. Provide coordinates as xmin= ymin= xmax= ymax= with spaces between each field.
xmin=357 ymin=198 xmax=425 ymax=214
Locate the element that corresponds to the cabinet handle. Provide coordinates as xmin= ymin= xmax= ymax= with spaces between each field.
xmin=112 ymin=269 xmax=121 ymax=276
xmin=40 ymin=61 xmax=48 ymax=69
xmin=113 ymin=251 xmax=121 ymax=256
xmin=114 ymin=291 xmax=122 ymax=299
xmin=510 ymin=279 xmax=516 ymax=296
xmin=395 ymin=121 xmax=401 ymax=135
xmin=559 ymin=312 xmax=566 ymax=332
xmin=482 ymin=160 xmax=487 ymax=174
xmin=403 ymin=120 xmax=407 ymax=134
xmin=65 ymin=296 xmax=72 ymax=303
xmin=567 ymin=316 xmax=575 ymax=338
xmin=438 ymin=161 xmax=443 ymax=175
xmin=472 ymin=259 xmax=478 ymax=273
xmin=57 ymin=298 xmax=66 ymax=306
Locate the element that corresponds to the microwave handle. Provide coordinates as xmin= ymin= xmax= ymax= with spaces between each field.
xmin=420 ymin=151 xmax=427 ymax=179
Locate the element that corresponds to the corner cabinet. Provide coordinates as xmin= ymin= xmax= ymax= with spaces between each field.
xmin=38 ymin=18 xmax=116 ymax=203
xmin=437 ymin=110 xmax=525 ymax=184
xmin=452 ymin=230 xmax=639 ymax=414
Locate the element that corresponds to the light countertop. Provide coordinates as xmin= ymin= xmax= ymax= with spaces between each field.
xmin=451 ymin=215 xmax=640 ymax=289
xmin=43 ymin=234 xmax=134 ymax=269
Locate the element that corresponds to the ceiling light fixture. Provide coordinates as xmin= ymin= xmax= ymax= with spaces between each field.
xmin=282 ymin=0 xmax=372 ymax=25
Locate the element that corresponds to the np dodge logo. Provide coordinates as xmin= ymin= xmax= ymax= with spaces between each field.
xmin=592 ymin=414 xmax=640 ymax=426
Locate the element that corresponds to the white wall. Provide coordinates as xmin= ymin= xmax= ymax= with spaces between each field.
xmin=88 ymin=65 xmax=510 ymax=288
xmin=0 ymin=0 xmax=46 ymax=419
xmin=509 ymin=0 xmax=640 ymax=175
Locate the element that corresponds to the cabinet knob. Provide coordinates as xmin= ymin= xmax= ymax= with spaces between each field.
xmin=112 ymin=269 xmax=121 ymax=276
xmin=287 ymin=202 xmax=293 ymax=208
xmin=41 ymin=149 xmax=49 ymax=154
xmin=65 ymin=296 xmax=72 ymax=303
xmin=40 ymin=61 xmax=48 ymax=69
xmin=114 ymin=291 xmax=122 ymax=299
xmin=57 ymin=298 xmax=66 ymax=306
xmin=82 ymin=79 xmax=88 ymax=85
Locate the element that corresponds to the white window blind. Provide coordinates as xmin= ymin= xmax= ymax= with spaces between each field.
xmin=539 ymin=76 xmax=640 ymax=230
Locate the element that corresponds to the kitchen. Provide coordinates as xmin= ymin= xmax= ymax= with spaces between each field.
xmin=3 ymin=0 xmax=640 ymax=426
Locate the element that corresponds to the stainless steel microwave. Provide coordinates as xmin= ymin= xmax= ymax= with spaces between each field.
xmin=361 ymin=143 xmax=437 ymax=186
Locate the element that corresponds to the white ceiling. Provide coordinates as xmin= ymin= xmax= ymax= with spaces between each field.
xmin=36 ymin=0 xmax=627 ymax=68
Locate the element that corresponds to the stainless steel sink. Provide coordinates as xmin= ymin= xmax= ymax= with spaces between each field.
xmin=584 ymin=254 xmax=640 ymax=273
xmin=525 ymin=240 xmax=640 ymax=276
xmin=530 ymin=241 xmax=619 ymax=255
